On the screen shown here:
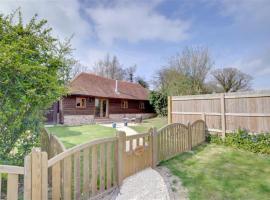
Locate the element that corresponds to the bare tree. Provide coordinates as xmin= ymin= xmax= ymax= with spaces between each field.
xmin=125 ymin=65 xmax=137 ymax=82
xmin=71 ymin=62 xmax=90 ymax=78
xmin=154 ymin=46 xmax=213 ymax=94
xmin=212 ymin=67 xmax=252 ymax=92
xmin=92 ymin=54 xmax=125 ymax=80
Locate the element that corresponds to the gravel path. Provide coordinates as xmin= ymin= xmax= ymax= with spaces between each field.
xmin=116 ymin=168 xmax=170 ymax=200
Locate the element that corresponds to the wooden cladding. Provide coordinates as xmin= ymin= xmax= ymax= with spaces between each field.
xmin=121 ymin=100 xmax=128 ymax=109
xmin=62 ymin=95 xmax=152 ymax=116
xmin=63 ymin=96 xmax=95 ymax=115
xmin=76 ymin=97 xmax=86 ymax=108
xmin=139 ymin=101 xmax=145 ymax=109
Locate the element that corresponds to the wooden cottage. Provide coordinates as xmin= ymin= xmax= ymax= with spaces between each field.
xmin=46 ymin=72 xmax=155 ymax=125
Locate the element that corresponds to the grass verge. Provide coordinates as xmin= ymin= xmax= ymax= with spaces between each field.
xmin=161 ymin=144 xmax=270 ymax=200
xmin=47 ymin=124 xmax=116 ymax=148
xmin=130 ymin=117 xmax=167 ymax=133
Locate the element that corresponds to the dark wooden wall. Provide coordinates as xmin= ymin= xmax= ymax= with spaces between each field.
xmin=62 ymin=95 xmax=154 ymax=116
xmin=62 ymin=95 xmax=95 ymax=115
xmin=109 ymin=99 xmax=153 ymax=114
xmin=45 ymin=102 xmax=59 ymax=124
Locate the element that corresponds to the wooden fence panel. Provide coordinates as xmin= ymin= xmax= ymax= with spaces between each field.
xmin=157 ymin=123 xmax=189 ymax=163
xmin=46 ymin=137 xmax=118 ymax=200
xmin=156 ymin=121 xmax=206 ymax=163
xmin=170 ymin=91 xmax=270 ymax=135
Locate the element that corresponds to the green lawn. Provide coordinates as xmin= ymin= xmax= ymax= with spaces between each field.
xmin=130 ymin=117 xmax=167 ymax=133
xmin=47 ymin=124 xmax=116 ymax=148
xmin=161 ymin=144 xmax=270 ymax=200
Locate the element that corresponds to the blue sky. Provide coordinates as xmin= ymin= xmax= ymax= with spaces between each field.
xmin=1 ymin=0 xmax=270 ymax=89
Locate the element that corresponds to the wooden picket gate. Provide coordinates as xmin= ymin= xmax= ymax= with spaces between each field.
xmin=118 ymin=131 xmax=153 ymax=180
xmin=0 ymin=120 xmax=206 ymax=200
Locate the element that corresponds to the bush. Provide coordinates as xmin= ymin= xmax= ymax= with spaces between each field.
xmin=0 ymin=10 xmax=72 ymax=165
xmin=149 ymin=91 xmax=167 ymax=116
xmin=209 ymin=129 xmax=270 ymax=154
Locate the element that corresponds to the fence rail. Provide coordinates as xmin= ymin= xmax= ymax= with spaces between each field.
xmin=168 ymin=90 xmax=270 ymax=138
xmin=0 ymin=120 xmax=206 ymax=200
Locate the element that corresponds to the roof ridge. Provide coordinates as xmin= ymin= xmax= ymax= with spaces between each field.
xmin=73 ymin=72 xmax=145 ymax=88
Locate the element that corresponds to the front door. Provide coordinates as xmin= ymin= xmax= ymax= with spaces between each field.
xmin=95 ymin=98 xmax=108 ymax=118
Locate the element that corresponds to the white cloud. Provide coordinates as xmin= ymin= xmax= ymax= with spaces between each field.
xmin=86 ymin=1 xmax=190 ymax=44
xmin=208 ymin=0 xmax=270 ymax=31
xmin=220 ymin=48 xmax=270 ymax=90
xmin=0 ymin=0 xmax=91 ymax=52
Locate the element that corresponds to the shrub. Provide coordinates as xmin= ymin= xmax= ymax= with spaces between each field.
xmin=149 ymin=90 xmax=168 ymax=116
xmin=209 ymin=129 xmax=270 ymax=154
xmin=0 ymin=10 xmax=73 ymax=165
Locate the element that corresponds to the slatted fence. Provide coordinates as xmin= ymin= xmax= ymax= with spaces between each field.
xmin=0 ymin=120 xmax=206 ymax=200
xmin=168 ymin=90 xmax=270 ymax=138
xmin=155 ymin=120 xmax=205 ymax=164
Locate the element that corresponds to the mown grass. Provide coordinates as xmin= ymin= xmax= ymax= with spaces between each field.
xmin=161 ymin=144 xmax=270 ymax=200
xmin=47 ymin=124 xmax=116 ymax=148
xmin=130 ymin=117 xmax=167 ymax=133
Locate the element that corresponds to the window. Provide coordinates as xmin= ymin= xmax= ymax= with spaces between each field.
xmin=139 ymin=102 xmax=145 ymax=109
xmin=121 ymin=100 xmax=128 ymax=109
xmin=76 ymin=97 xmax=86 ymax=108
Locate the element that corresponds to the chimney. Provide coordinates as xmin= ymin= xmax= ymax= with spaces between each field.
xmin=115 ymin=80 xmax=119 ymax=94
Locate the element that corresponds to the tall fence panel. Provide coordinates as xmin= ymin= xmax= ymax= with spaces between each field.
xmin=169 ymin=90 xmax=270 ymax=137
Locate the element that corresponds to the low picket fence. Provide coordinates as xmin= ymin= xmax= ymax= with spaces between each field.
xmin=0 ymin=120 xmax=205 ymax=200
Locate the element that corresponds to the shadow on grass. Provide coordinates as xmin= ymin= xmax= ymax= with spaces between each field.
xmin=47 ymin=126 xmax=83 ymax=138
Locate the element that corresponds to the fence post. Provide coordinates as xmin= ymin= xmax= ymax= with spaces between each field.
xmin=220 ymin=93 xmax=226 ymax=139
xmin=168 ymin=96 xmax=172 ymax=124
xmin=151 ymin=127 xmax=158 ymax=168
xmin=24 ymin=148 xmax=48 ymax=200
xmin=201 ymin=112 xmax=206 ymax=139
xmin=188 ymin=122 xmax=192 ymax=150
xmin=116 ymin=131 xmax=126 ymax=186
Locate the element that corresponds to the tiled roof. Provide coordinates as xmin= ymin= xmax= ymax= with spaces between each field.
xmin=68 ymin=72 xmax=149 ymax=100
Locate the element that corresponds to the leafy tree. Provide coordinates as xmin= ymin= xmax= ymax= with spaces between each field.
xmin=156 ymin=68 xmax=194 ymax=96
xmin=212 ymin=67 xmax=252 ymax=92
xmin=0 ymin=10 xmax=72 ymax=165
xmin=156 ymin=46 xmax=213 ymax=95
xmin=151 ymin=46 xmax=213 ymax=115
